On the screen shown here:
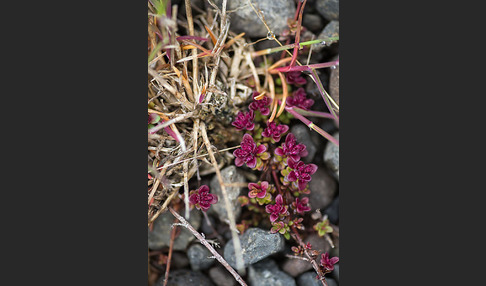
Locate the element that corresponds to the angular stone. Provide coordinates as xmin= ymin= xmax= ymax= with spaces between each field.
xmin=297 ymin=272 xmax=338 ymax=286
xmin=223 ymin=228 xmax=285 ymax=268
xmin=209 ymin=266 xmax=237 ymax=286
xmin=319 ymin=20 xmax=339 ymax=40
xmin=316 ymin=0 xmax=339 ymax=21
xmin=323 ymin=132 xmax=339 ymax=180
xmin=208 ymin=165 xmax=246 ymax=223
xmin=156 ymin=269 xmax=214 ymax=286
xmin=248 ymin=258 xmax=296 ymax=286
xmin=308 ymin=167 xmax=337 ymax=210
xmin=290 ymin=124 xmax=317 ymax=163
xmin=226 ymin=0 xmax=296 ymax=38
xmin=187 ymin=244 xmax=215 ymax=271
xmin=323 ymin=196 xmax=339 ymax=225
xmin=303 ymin=13 xmax=325 ymax=34
xmin=148 ymin=208 xmax=201 ymax=251
xmin=282 ymin=234 xmax=330 ymax=277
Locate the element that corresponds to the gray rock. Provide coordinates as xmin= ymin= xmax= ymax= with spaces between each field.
xmin=326 ymin=277 xmax=338 ymax=286
xmin=223 ymin=228 xmax=285 ymax=268
xmin=302 ymin=14 xmax=325 ymax=34
xmin=328 ymin=55 xmax=339 ymax=115
xmin=316 ymin=0 xmax=339 ymax=21
xmin=296 ymin=272 xmax=338 ymax=286
xmin=330 ymin=264 xmax=339 ymax=282
xmin=281 ymin=255 xmax=313 ymax=277
xmin=318 ymin=20 xmax=339 ymax=40
xmin=148 ymin=208 xmax=201 ymax=251
xmin=308 ymin=167 xmax=337 ymax=210
xmin=290 ymin=124 xmax=317 ymax=163
xmin=209 ymin=266 xmax=237 ymax=286
xmin=282 ymin=233 xmax=330 ymax=277
xmin=208 ymin=165 xmax=246 ymax=222
xmin=248 ymin=258 xmax=296 ymax=286
xmin=156 ymin=269 xmax=214 ymax=286
xmin=306 ymin=233 xmax=331 ymax=254
xmin=312 ymin=20 xmax=339 ymax=52
xmin=226 ymin=0 xmax=296 ymax=38
xmin=171 ymin=251 xmax=190 ymax=269
xmin=296 ymin=271 xmax=321 ymax=286
xmin=323 ymin=196 xmax=339 ymax=225
xmin=187 ymin=244 xmax=215 ymax=271
xmin=200 ymin=213 xmax=216 ymax=235
xmin=323 ymin=132 xmax=339 ymax=180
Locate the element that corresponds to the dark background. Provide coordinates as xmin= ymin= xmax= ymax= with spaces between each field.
xmin=2 ymin=0 xmax=484 ymax=285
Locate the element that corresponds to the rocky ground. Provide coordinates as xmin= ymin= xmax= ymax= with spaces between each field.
xmin=148 ymin=0 xmax=339 ymax=285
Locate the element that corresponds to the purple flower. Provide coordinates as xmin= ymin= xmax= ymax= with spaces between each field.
xmin=262 ymin=122 xmax=289 ymax=142
xmin=286 ymin=158 xmax=318 ymax=191
xmin=286 ymin=71 xmax=307 ymax=85
xmin=270 ymin=221 xmax=286 ymax=234
xmin=249 ymin=92 xmax=271 ymax=116
xmin=292 ymin=197 xmax=311 ymax=214
xmin=233 ymin=134 xmax=267 ymax=169
xmin=189 ymin=185 xmax=218 ymax=212
xmin=286 ymin=88 xmax=314 ymax=110
xmin=320 ymin=252 xmax=339 ymax=272
xmin=248 ymin=181 xmax=269 ymax=199
xmin=232 ymin=110 xmax=255 ymax=131
xmin=275 ymin=133 xmax=308 ymax=162
xmin=265 ymin=194 xmax=289 ymax=223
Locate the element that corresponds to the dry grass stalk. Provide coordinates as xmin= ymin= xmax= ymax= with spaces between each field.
xmin=169 ymin=207 xmax=248 ymax=286
xmin=148 ymin=0 xmax=255 ymax=231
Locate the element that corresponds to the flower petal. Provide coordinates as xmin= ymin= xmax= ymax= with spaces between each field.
xmin=307 ymin=164 xmax=318 ymax=175
xmin=270 ymin=213 xmax=278 ymax=223
xmin=298 ymin=180 xmax=307 ymax=191
xmin=255 ymin=144 xmax=267 ymax=154
xmin=274 ymin=147 xmax=284 ymax=157
xmin=246 ymin=157 xmax=257 ymax=169
xmin=234 ymin=157 xmax=244 ymax=167
xmin=209 ymin=194 xmax=218 ymax=204
xmin=198 ymin=185 xmax=209 ymax=193
xmin=287 ymin=171 xmax=298 ymax=182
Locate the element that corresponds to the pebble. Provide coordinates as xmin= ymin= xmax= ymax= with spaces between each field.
xmin=248 ymin=258 xmax=296 ymax=286
xmin=148 ymin=208 xmax=201 ymax=251
xmin=281 ymin=233 xmax=331 ymax=277
xmin=323 ymin=196 xmax=339 ymax=225
xmin=308 ymin=167 xmax=337 ymax=210
xmin=208 ymin=165 xmax=246 ymax=223
xmin=155 ymin=269 xmax=214 ymax=286
xmin=208 ymin=266 xmax=237 ymax=286
xmin=223 ymin=227 xmax=285 ymax=268
xmin=281 ymin=256 xmax=313 ymax=278
xmin=226 ymin=0 xmax=296 ymax=38
xmin=316 ymin=0 xmax=339 ymax=21
xmin=297 ymin=271 xmax=338 ymax=286
xmin=187 ymin=244 xmax=215 ymax=271
xmin=323 ymin=132 xmax=339 ymax=180
xmin=330 ymin=264 xmax=339 ymax=282
xmin=318 ymin=20 xmax=339 ymax=40
xmin=328 ymin=55 xmax=339 ymax=115
xmin=302 ymin=13 xmax=325 ymax=35
xmin=290 ymin=124 xmax=318 ymax=163
xmin=171 ymin=251 xmax=190 ymax=269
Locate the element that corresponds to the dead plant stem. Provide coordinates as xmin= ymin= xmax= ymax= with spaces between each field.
xmin=168 ymin=207 xmax=247 ymax=286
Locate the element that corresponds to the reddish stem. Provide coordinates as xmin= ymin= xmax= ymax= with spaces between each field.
xmin=163 ymin=217 xmax=178 ymax=286
xmin=288 ymin=0 xmax=307 ymax=68
xmin=291 ymin=225 xmax=328 ymax=286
